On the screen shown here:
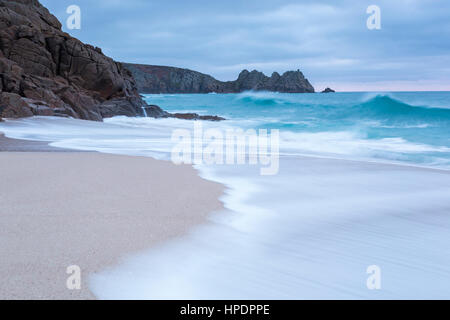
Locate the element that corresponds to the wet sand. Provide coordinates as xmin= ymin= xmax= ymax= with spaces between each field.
xmin=0 ymin=137 xmax=224 ymax=299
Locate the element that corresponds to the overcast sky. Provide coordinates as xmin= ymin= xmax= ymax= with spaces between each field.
xmin=41 ymin=0 xmax=450 ymax=91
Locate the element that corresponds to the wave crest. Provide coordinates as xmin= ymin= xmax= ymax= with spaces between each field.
xmin=236 ymin=91 xmax=291 ymax=106
xmin=351 ymin=95 xmax=450 ymax=121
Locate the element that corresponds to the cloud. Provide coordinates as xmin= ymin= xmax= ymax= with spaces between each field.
xmin=40 ymin=0 xmax=450 ymax=91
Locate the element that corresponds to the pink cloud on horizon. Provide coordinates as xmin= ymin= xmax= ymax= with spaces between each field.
xmin=313 ymin=80 xmax=450 ymax=92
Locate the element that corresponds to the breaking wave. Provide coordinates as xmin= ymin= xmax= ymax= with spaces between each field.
xmin=349 ymin=95 xmax=450 ymax=122
xmin=236 ymin=91 xmax=293 ymax=106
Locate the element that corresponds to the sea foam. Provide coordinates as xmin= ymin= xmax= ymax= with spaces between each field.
xmin=1 ymin=92 xmax=450 ymax=299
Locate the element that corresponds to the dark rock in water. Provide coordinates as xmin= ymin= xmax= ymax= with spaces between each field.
xmin=322 ymin=87 xmax=335 ymax=93
xmin=142 ymin=104 xmax=225 ymax=121
xmin=169 ymin=113 xmax=225 ymax=121
xmin=0 ymin=0 xmax=147 ymax=121
xmin=98 ymin=97 xmax=148 ymax=119
xmin=197 ymin=115 xmax=225 ymax=121
xmin=143 ymin=104 xmax=170 ymax=118
xmin=123 ymin=64 xmax=315 ymax=94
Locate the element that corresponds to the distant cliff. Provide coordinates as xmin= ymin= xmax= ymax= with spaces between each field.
xmin=123 ymin=64 xmax=315 ymax=94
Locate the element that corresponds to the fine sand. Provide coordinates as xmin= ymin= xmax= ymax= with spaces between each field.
xmin=0 ymin=137 xmax=224 ymax=299
xmin=0 ymin=133 xmax=78 ymax=152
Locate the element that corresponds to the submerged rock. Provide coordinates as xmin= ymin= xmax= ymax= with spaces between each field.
xmin=169 ymin=113 xmax=225 ymax=121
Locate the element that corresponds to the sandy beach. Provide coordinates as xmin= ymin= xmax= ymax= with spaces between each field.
xmin=1 ymin=0 xmax=449 ymax=303
xmin=0 ymin=136 xmax=224 ymax=299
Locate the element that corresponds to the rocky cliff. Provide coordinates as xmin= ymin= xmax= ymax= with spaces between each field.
xmin=123 ymin=64 xmax=315 ymax=94
xmin=231 ymin=69 xmax=315 ymax=93
xmin=123 ymin=64 xmax=223 ymax=94
xmin=0 ymin=0 xmax=148 ymax=121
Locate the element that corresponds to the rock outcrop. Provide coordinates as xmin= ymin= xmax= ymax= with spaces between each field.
xmin=123 ymin=64 xmax=315 ymax=94
xmin=232 ymin=69 xmax=315 ymax=93
xmin=169 ymin=113 xmax=225 ymax=121
xmin=322 ymin=87 xmax=335 ymax=93
xmin=141 ymin=104 xmax=225 ymax=121
xmin=0 ymin=0 xmax=147 ymax=121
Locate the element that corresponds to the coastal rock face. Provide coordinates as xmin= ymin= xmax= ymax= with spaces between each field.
xmin=123 ymin=64 xmax=315 ymax=94
xmin=0 ymin=0 xmax=146 ymax=121
xmin=232 ymin=69 xmax=314 ymax=93
xmin=124 ymin=64 xmax=224 ymax=94
xmin=322 ymin=87 xmax=335 ymax=93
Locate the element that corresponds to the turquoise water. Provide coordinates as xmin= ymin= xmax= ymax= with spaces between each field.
xmin=145 ymin=91 xmax=450 ymax=168
xmin=1 ymin=92 xmax=450 ymax=298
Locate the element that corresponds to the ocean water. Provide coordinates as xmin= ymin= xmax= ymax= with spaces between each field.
xmin=146 ymin=91 xmax=450 ymax=168
xmin=1 ymin=91 xmax=450 ymax=299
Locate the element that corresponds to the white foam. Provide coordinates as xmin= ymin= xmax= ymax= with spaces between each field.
xmin=280 ymin=131 xmax=450 ymax=162
xmin=90 ymin=157 xmax=450 ymax=299
xmin=2 ymin=116 xmax=450 ymax=299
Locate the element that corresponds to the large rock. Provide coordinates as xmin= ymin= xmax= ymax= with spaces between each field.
xmin=0 ymin=0 xmax=147 ymax=121
xmin=123 ymin=64 xmax=315 ymax=94
xmin=141 ymin=104 xmax=225 ymax=121
xmin=0 ymin=92 xmax=34 ymax=118
xmin=232 ymin=69 xmax=315 ymax=93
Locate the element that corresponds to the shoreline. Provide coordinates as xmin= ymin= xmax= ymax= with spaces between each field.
xmin=2 ymin=122 xmax=450 ymax=299
xmin=89 ymin=153 xmax=450 ymax=299
xmin=0 ymin=136 xmax=224 ymax=299
xmin=0 ymin=134 xmax=80 ymax=152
